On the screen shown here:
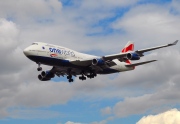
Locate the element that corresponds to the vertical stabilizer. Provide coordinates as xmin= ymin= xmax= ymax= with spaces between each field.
xmin=121 ymin=41 xmax=134 ymax=64
xmin=121 ymin=41 xmax=134 ymax=53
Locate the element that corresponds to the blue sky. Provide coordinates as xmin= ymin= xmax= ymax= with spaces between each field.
xmin=0 ymin=0 xmax=180 ymax=124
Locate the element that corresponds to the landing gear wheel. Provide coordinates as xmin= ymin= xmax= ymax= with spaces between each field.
xmin=79 ymin=76 xmax=86 ymax=81
xmin=67 ymin=75 xmax=72 ymax=79
xmin=83 ymin=76 xmax=86 ymax=80
xmin=37 ymin=67 xmax=42 ymax=71
xmin=37 ymin=62 xmax=42 ymax=71
xmin=87 ymin=72 xmax=96 ymax=79
xmin=94 ymin=73 xmax=97 ymax=77
xmin=79 ymin=71 xmax=87 ymax=81
xmin=67 ymin=75 xmax=73 ymax=82
xmin=69 ymin=79 xmax=74 ymax=82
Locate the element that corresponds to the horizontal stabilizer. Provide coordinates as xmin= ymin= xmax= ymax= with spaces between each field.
xmin=125 ymin=60 xmax=157 ymax=67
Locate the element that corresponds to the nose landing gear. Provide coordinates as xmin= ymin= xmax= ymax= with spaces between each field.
xmin=37 ymin=62 xmax=42 ymax=71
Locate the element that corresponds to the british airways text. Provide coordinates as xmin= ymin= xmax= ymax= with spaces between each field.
xmin=49 ymin=48 xmax=75 ymax=57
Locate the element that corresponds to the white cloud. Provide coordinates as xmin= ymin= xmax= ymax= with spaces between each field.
xmin=91 ymin=120 xmax=107 ymax=124
xmin=91 ymin=117 xmax=114 ymax=124
xmin=172 ymin=0 xmax=180 ymax=14
xmin=101 ymin=107 xmax=112 ymax=115
xmin=9 ymin=109 xmax=60 ymax=119
xmin=80 ymin=0 xmax=139 ymax=9
xmin=0 ymin=18 xmax=19 ymax=53
xmin=0 ymin=0 xmax=62 ymax=23
xmin=137 ymin=108 xmax=180 ymax=124
xmin=112 ymin=4 xmax=180 ymax=45
xmin=65 ymin=121 xmax=84 ymax=124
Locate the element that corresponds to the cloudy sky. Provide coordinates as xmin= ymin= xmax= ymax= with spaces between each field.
xmin=0 ymin=0 xmax=180 ymax=124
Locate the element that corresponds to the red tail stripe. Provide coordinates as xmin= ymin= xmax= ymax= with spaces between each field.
xmin=125 ymin=60 xmax=131 ymax=64
xmin=121 ymin=44 xmax=134 ymax=53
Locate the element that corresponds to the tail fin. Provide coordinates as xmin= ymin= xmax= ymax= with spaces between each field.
xmin=121 ymin=41 xmax=134 ymax=64
xmin=121 ymin=41 xmax=134 ymax=53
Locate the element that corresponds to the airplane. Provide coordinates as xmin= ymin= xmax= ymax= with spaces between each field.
xmin=23 ymin=40 xmax=178 ymax=82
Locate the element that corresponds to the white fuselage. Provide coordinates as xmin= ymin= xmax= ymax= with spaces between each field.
xmin=23 ymin=42 xmax=134 ymax=75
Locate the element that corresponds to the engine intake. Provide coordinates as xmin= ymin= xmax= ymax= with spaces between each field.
xmin=38 ymin=71 xmax=55 ymax=81
xmin=127 ymin=53 xmax=140 ymax=60
xmin=92 ymin=58 xmax=105 ymax=66
xmin=41 ymin=71 xmax=55 ymax=78
xmin=38 ymin=74 xmax=51 ymax=81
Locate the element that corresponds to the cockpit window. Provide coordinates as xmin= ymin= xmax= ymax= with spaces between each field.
xmin=32 ymin=43 xmax=38 ymax=45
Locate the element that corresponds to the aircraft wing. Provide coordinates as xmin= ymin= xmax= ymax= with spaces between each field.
xmin=70 ymin=58 xmax=117 ymax=67
xmin=103 ymin=53 xmax=128 ymax=61
xmin=70 ymin=52 xmax=128 ymax=65
xmin=135 ymin=40 xmax=178 ymax=56
xmin=103 ymin=40 xmax=178 ymax=59
xmin=70 ymin=40 xmax=178 ymax=67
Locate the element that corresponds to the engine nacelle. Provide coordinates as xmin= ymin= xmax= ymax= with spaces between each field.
xmin=38 ymin=74 xmax=51 ymax=81
xmin=92 ymin=58 xmax=105 ymax=66
xmin=38 ymin=71 xmax=55 ymax=81
xmin=127 ymin=53 xmax=140 ymax=60
xmin=41 ymin=71 xmax=55 ymax=78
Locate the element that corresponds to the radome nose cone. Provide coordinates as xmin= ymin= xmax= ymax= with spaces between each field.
xmin=23 ymin=48 xmax=29 ymax=56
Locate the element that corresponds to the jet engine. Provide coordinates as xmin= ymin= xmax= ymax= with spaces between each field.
xmin=92 ymin=58 xmax=105 ymax=66
xmin=38 ymin=71 xmax=55 ymax=81
xmin=126 ymin=53 xmax=140 ymax=60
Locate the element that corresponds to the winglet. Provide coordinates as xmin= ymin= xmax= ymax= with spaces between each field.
xmin=168 ymin=40 xmax=178 ymax=46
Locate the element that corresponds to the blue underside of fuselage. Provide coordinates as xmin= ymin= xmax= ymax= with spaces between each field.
xmin=27 ymin=55 xmax=73 ymax=66
xmin=26 ymin=55 xmax=119 ymax=74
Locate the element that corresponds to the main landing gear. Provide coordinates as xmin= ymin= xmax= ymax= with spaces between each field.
xmin=87 ymin=72 xmax=97 ymax=79
xmin=79 ymin=71 xmax=97 ymax=81
xmin=37 ymin=62 xmax=42 ymax=71
xmin=67 ymin=75 xmax=74 ymax=82
xmin=67 ymin=69 xmax=74 ymax=83
xmin=79 ymin=74 xmax=86 ymax=81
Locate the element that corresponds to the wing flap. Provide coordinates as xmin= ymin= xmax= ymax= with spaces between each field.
xmin=125 ymin=60 xmax=157 ymax=67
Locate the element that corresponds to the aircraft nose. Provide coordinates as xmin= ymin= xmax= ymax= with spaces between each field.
xmin=23 ymin=47 xmax=30 ymax=56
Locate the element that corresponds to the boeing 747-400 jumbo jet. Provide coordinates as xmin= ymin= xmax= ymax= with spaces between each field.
xmin=23 ymin=40 xmax=178 ymax=82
